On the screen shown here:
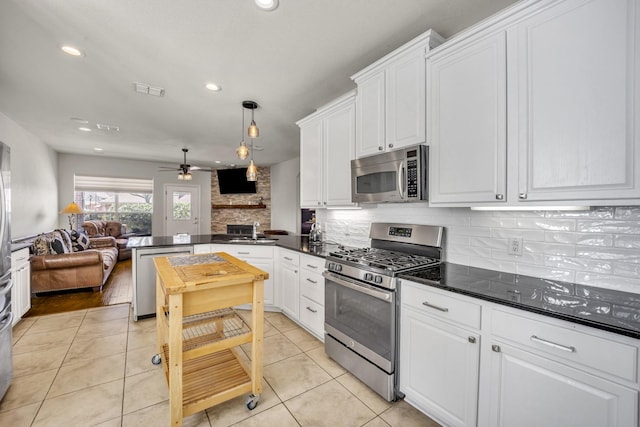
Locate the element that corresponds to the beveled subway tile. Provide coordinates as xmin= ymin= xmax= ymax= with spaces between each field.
xmin=232 ymin=403 xmax=299 ymax=427
xmin=516 ymin=218 xmax=576 ymax=232
xmin=0 ymin=402 xmax=40 ymax=427
xmin=0 ymin=368 xmax=58 ymax=412
xmin=263 ymin=353 xmax=331 ymax=401
xmin=283 ymin=327 xmax=323 ymax=352
xmin=27 ymin=311 xmax=86 ymax=335
xmin=285 ymin=380 xmax=376 ymax=427
xmin=122 ymin=369 xmax=169 ymax=415
xmin=336 ymin=372 xmax=392 ymax=415
xmin=64 ymin=332 xmax=127 ymax=365
xmin=206 ymin=378 xmax=280 ymax=426
xmin=48 ymin=352 xmax=126 ymax=398
xmin=13 ymin=344 xmax=68 ymax=378
xmin=577 ymin=220 xmax=640 ymax=234
xmin=305 ymin=346 xmax=346 ymax=378
xmin=12 ymin=327 xmax=78 ymax=355
xmin=615 ymin=207 xmax=640 ymax=220
xmin=32 ymin=379 xmax=123 ymax=427
xmin=380 ymin=400 xmax=441 ymax=427
xmin=122 ymin=400 xmax=211 ymax=427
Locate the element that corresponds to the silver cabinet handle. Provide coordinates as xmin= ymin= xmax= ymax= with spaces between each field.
xmin=492 ymin=344 xmax=501 ymax=353
xmin=378 ymin=146 xmax=384 ymax=151
xmin=468 ymin=336 xmax=476 ymax=344
xmin=306 ymin=264 xmax=318 ymax=269
xmin=496 ymin=194 xmax=504 ymax=200
xmin=422 ymin=301 xmax=449 ymax=312
xmin=306 ymin=306 xmax=318 ymax=313
xmin=237 ymin=251 xmax=251 ymax=255
xmin=306 ymin=278 xmax=318 ymax=284
xmin=530 ymin=335 xmax=575 ymax=353
xmin=284 ymin=256 xmax=293 ymax=261
xmin=388 ymin=143 xmax=394 ymax=148
xmin=519 ymin=193 xmax=528 ymax=199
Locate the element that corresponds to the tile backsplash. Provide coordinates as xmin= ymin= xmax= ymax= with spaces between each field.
xmin=317 ymin=205 xmax=640 ymax=294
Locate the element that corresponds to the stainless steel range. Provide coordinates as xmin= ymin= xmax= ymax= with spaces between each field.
xmin=323 ymin=222 xmax=444 ymax=401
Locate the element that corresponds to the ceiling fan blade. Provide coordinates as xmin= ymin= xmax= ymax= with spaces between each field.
xmin=158 ymin=167 xmax=180 ymax=171
xmin=190 ymin=166 xmax=213 ymax=171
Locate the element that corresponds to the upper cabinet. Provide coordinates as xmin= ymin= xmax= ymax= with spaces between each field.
xmin=298 ymin=91 xmax=357 ymax=208
xmin=428 ymin=0 xmax=640 ymax=207
xmin=353 ymin=30 xmax=443 ymax=158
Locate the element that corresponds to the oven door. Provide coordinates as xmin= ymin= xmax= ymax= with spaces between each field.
xmin=323 ymin=270 xmax=395 ymax=373
xmin=351 ymin=158 xmax=406 ymax=204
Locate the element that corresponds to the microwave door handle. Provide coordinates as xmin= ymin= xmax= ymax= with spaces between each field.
xmin=397 ymin=161 xmax=405 ymax=199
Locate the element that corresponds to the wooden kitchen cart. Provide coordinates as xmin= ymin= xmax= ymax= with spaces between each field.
xmin=153 ymin=252 xmax=267 ymax=427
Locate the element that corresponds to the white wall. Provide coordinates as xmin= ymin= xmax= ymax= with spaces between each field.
xmin=0 ymin=112 xmax=58 ymax=239
xmin=270 ymin=157 xmax=300 ymax=234
xmin=58 ymin=154 xmax=212 ymax=236
xmin=318 ymin=204 xmax=640 ymax=294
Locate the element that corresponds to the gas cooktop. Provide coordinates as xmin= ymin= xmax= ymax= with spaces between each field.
xmin=328 ymin=247 xmax=439 ymax=273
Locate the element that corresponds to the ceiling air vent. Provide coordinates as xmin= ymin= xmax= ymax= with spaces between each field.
xmin=134 ymin=82 xmax=165 ymax=97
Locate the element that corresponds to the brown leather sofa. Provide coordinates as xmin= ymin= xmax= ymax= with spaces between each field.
xmin=81 ymin=220 xmax=135 ymax=260
xmin=25 ymin=230 xmax=119 ymax=293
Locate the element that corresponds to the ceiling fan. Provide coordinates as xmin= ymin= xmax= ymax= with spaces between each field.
xmin=158 ymin=148 xmax=212 ymax=180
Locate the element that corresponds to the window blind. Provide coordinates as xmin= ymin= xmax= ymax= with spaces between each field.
xmin=74 ymin=175 xmax=153 ymax=192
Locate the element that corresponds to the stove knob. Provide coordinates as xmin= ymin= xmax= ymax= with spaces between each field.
xmin=328 ymin=263 xmax=334 ymax=270
xmin=336 ymin=264 xmax=342 ymax=272
xmin=374 ymin=276 xmax=383 ymax=284
xmin=364 ymin=273 xmax=373 ymax=281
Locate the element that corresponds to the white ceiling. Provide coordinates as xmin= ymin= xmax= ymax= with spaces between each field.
xmin=0 ymin=0 xmax=517 ymax=169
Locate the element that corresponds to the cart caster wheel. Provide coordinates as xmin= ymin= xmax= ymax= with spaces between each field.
xmin=246 ymin=394 xmax=259 ymax=410
xmin=151 ymin=354 xmax=162 ymax=365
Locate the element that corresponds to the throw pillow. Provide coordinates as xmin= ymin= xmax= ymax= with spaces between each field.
xmin=49 ymin=233 xmax=69 ymax=254
xmin=55 ymin=229 xmax=74 ymax=252
xmin=33 ymin=236 xmax=51 ymax=255
xmin=69 ymin=229 xmax=91 ymax=252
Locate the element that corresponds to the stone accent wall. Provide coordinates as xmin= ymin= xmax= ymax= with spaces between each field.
xmin=210 ymin=167 xmax=271 ymax=234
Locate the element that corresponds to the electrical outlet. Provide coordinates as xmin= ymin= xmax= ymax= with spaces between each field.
xmin=508 ymin=237 xmax=523 ymax=256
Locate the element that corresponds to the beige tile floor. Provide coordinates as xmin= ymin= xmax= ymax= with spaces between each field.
xmin=1 ymin=304 xmax=441 ymax=427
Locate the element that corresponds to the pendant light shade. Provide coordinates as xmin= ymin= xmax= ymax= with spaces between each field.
xmin=178 ymin=171 xmax=192 ymax=181
xmin=246 ymin=159 xmax=258 ymax=181
xmin=236 ymin=104 xmax=249 ymax=159
xmin=243 ymin=100 xmax=259 ymax=139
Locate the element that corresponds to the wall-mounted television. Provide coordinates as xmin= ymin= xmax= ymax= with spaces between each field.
xmin=216 ymin=168 xmax=257 ymax=194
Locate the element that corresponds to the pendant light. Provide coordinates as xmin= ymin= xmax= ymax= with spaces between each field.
xmin=246 ymin=140 xmax=258 ymax=181
xmin=236 ymin=104 xmax=249 ymax=160
xmin=243 ymin=100 xmax=259 ymax=139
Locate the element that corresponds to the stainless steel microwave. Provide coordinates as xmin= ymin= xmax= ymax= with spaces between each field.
xmin=351 ymin=145 xmax=428 ymax=203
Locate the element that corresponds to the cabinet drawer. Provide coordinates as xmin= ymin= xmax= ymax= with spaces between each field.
xmin=491 ymin=309 xmax=638 ymax=382
xmin=300 ymin=296 xmax=324 ymax=338
xmin=224 ymin=245 xmax=274 ymax=259
xmin=401 ymin=280 xmax=481 ymax=329
xmin=278 ymin=249 xmax=300 ymax=266
xmin=300 ymin=270 xmax=324 ymax=305
xmin=11 ymin=248 xmax=29 ymax=265
xmin=300 ymin=254 xmax=324 ymax=273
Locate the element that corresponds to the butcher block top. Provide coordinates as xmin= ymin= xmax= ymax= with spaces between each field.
xmin=153 ymin=252 xmax=269 ymax=295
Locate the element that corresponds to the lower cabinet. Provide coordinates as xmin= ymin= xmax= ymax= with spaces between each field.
xmin=400 ymin=280 xmax=480 ymax=427
xmin=277 ymin=249 xmax=300 ymax=319
xmin=11 ymin=248 xmax=31 ymax=325
xmin=298 ymin=254 xmax=325 ymax=339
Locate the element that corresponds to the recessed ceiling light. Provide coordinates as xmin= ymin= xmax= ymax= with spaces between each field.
xmin=255 ymin=0 xmax=279 ymax=11
xmin=93 ymin=147 xmax=104 ymax=152
xmin=70 ymin=117 xmax=88 ymax=124
xmin=78 ymin=127 xmax=92 ymax=132
xmin=61 ymin=45 xmax=83 ymax=57
xmin=205 ymin=83 xmax=222 ymax=91
xmin=215 ymin=160 xmax=221 ymax=164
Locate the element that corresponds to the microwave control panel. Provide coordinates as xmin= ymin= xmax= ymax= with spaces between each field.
xmin=406 ymin=158 xmax=418 ymax=198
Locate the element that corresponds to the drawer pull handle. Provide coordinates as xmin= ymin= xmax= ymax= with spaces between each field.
xmin=306 ymin=278 xmax=318 ymax=284
xmin=468 ymin=336 xmax=476 ymax=344
xmin=237 ymin=252 xmax=251 ymax=255
xmin=530 ymin=335 xmax=575 ymax=353
xmin=306 ymin=264 xmax=318 ymax=269
xmin=306 ymin=306 xmax=317 ymax=313
xmin=284 ymin=256 xmax=293 ymax=261
xmin=422 ymin=301 xmax=449 ymax=312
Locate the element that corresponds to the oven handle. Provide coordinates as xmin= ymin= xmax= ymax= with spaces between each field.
xmin=322 ymin=271 xmax=393 ymax=303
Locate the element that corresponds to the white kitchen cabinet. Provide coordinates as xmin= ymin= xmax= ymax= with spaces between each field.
xmin=353 ymin=30 xmax=443 ymax=158
xmin=485 ymin=308 xmax=638 ymax=427
xmin=427 ymin=0 xmax=640 ymax=207
xmin=277 ymin=248 xmax=300 ymax=320
xmin=400 ymin=281 xmax=480 ymax=427
xmin=11 ymin=248 xmax=30 ymax=325
xmin=298 ymin=254 xmax=325 ymax=340
xmin=298 ymin=91 xmax=356 ymax=208
xmin=427 ymin=31 xmax=507 ymax=204
xmin=195 ymin=244 xmax=275 ymax=308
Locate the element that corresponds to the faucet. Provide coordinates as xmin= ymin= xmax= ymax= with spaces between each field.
xmin=252 ymin=221 xmax=260 ymax=240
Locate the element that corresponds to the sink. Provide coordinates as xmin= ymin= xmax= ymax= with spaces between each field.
xmin=226 ymin=238 xmax=277 ymax=244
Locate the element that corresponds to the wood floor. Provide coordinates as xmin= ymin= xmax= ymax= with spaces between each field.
xmin=25 ymin=258 xmax=133 ymax=317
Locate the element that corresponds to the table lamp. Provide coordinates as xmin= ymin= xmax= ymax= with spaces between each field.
xmin=60 ymin=202 xmax=84 ymax=230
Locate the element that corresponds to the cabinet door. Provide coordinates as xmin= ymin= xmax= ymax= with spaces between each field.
xmin=428 ymin=32 xmax=507 ymax=204
xmin=386 ymin=47 xmax=426 ymax=150
xmin=324 ymin=101 xmax=356 ymax=206
xmin=300 ymin=117 xmax=323 ymax=208
xmin=245 ymin=259 xmax=274 ymax=307
xmin=400 ymin=308 xmax=480 ymax=427
xmin=488 ymin=342 xmax=637 ymax=427
xmin=280 ymin=262 xmax=299 ymax=320
xmin=17 ymin=265 xmax=30 ymax=319
xmin=356 ymin=72 xmax=386 ymax=157
xmin=515 ymin=0 xmax=640 ymax=202
xmin=193 ymin=244 xmax=211 ymax=254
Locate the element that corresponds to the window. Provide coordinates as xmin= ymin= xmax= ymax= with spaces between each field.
xmin=74 ymin=176 xmax=153 ymax=235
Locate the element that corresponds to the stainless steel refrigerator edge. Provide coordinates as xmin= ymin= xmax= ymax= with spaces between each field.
xmin=0 ymin=142 xmax=12 ymax=400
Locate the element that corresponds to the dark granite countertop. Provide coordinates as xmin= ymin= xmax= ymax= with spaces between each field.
xmin=11 ymin=242 xmax=32 ymax=252
xmin=399 ymin=262 xmax=640 ymax=339
xmin=127 ymin=234 xmax=339 ymax=259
